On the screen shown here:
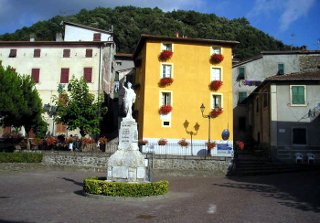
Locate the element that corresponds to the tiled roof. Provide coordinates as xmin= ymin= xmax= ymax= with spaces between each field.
xmin=265 ymin=70 xmax=320 ymax=81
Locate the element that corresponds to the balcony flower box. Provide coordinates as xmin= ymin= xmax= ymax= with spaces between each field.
xmin=210 ymin=54 xmax=224 ymax=64
xmin=159 ymin=50 xmax=173 ymax=61
xmin=210 ymin=107 xmax=223 ymax=118
xmin=159 ymin=77 xmax=173 ymax=87
xmin=209 ymin=80 xmax=223 ymax=91
xmin=178 ymin=138 xmax=189 ymax=147
xmin=158 ymin=138 xmax=168 ymax=146
xmin=159 ymin=105 xmax=172 ymax=115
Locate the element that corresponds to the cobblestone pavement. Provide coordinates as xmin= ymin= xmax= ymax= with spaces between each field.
xmin=0 ymin=164 xmax=319 ymax=223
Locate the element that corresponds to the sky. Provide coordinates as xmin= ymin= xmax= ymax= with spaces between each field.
xmin=0 ymin=0 xmax=319 ymax=50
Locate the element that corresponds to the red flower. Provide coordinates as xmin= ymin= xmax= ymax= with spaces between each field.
xmin=159 ymin=105 xmax=172 ymax=115
xmin=210 ymin=107 xmax=223 ymax=118
xmin=158 ymin=138 xmax=168 ymax=146
xmin=210 ymin=54 xmax=224 ymax=63
xmin=206 ymin=142 xmax=216 ymax=150
xmin=209 ymin=80 xmax=223 ymax=91
xmin=236 ymin=141 xmax=245 ymax=150
xmin=159 ymin=50 xmax=173 ymax=61
xmin=159 ymin=77 xmax=173 ymax=87
xmin=178 ymin=138 xmax=189 ymax=147
xmin=82 ymin=137 xmax=95 ymax=144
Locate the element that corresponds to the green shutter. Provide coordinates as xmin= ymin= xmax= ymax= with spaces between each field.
xmin=238 ymin=67 xmax=245 ymax=80
xmin=278 ymin=64 xmax=284 ymax=75
xmin=292 ymin=86 xmax=305 ymax=105
xmin=238 ymin=91 xmax=247 ymax=103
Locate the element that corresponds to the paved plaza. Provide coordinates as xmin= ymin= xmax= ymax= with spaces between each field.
xmin=0 ymin=164 xmax=319 ymax=223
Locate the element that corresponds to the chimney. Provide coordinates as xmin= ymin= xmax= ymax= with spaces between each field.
xmin=55 ymin=33 xmax=63 ymax=42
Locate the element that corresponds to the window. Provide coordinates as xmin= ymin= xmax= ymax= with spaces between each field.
xmin=116 ymin=61 xmax=122 ymax=66
xmin=63 ymin=49 xmax=70 ymax=58
xmin=238 ymin=67 xmax=245 ymax=80
xmin=60 ymin=68 xmax=69 ymax=83
xmin=163 ymin=121 xmax=170 ymax=127
xmin=238 ymin=91 xmax=247 ymax=103
xmin=212 ymin=94 xmax=222 ymax=108
xmin=292 ymin=128 xmax=306 ymax=145
xmin=278 ymin=63 xmax=284 ymax=75
xmin=34 ymin=49 xmax=41 ymax=58
xmin=212 ymin=47 xmax=221 ymax=54
xmin=162 ymin=43 xmax=172 ymax=51
xmin=83 ymin=67 xmax=92 ymax=83
xmin=93 ymin=33 xmax=101 ymax=41
xmin=161 ymin=92 xmax=171 ymax=105
xmin=291 ymin=85 xmax=305 ymax=105
xmin=9 ymin=49 xmax=17 ymax=58
xmin=211 ymin=67 xmax=221 ymax=81
xmin=238 ymin=117 xmax=246 ymax=131
xmin=86 ymin=49 xmax=92 ymax=58
xmin=162 ymin=64 xmax=172 ymax=78
xmin=31 ymin=68 xmax=40 ymax=83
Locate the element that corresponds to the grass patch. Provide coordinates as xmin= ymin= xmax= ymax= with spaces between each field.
xmin=83 ymin=177 xmax=169 ymax=197
xmin=0 ymin=152 xmax=43 ymax=163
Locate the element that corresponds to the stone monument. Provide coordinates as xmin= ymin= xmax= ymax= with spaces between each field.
xmin=107 ymin=82 xmax=148 ymax=182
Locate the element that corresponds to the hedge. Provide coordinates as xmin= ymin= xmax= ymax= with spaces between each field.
xmin=83 ymin=177 xmax=169 ymax=197
xmin=0 ymin=152 xmax=43 ymax=163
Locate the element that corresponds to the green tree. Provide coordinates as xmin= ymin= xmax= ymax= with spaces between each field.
xmin=0 ymin=64 xmax=47 ymax=137
xmin=54 ymin=77 xmax=107 ymax=137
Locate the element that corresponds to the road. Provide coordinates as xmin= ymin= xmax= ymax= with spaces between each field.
xmin=0 ymin=164 xmax=319 ymax=223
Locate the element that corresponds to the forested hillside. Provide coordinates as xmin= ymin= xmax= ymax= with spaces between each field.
xmin=0 ymin=6 xmax=303 ymax=60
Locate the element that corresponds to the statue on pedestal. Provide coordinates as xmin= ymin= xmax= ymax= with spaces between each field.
xmin=123 ymin=82 xmax=136 ymax=119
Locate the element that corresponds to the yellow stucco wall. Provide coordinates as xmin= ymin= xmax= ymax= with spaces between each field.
xmin=135 ymin=40 xmax=233 ymax=142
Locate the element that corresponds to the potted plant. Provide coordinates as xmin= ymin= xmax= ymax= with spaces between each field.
xmin=209 ymin=80 xmax=223 ymax=91
xmin=210 ymin=107 xmax=223 ymax=118
xmin=98 ymin=136 xmax=107 ymax=152
xmin=159 ymin=105 xmax=172 ymax=115
xmin=138 ymin=139 xmax=148 ymax=146
xmin=81 ymin=137 xmax=96 ymax=152
xmin=210 ymin=53 xmax=224 ymax=63
xmin=158 ymin=138 xmax=168 ymax=146
xmin=206 ymin=141 xmax=216 ymax=155
xmin=178 ymin=138 xmax=189 ymax=147
xmin=159 ymin=77 xmax=173 ymax=87
xmin=159 ymin=50 xmax=173 ymax=61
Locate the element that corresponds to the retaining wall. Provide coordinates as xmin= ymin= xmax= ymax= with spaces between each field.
xmin=42 ymin=151 xmax=232 ymax=175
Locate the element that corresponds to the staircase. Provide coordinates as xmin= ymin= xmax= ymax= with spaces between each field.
xmin=229 ymin=151 xmax=319 ymax=176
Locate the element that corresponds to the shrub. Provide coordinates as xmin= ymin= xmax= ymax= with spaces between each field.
xmin=0 ymin=152 xmax=43 ymax=163
xmin=83 ymin=177 xmax=169 ymax=197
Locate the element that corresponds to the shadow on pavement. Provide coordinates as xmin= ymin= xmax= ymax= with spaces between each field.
xmin=215 ymin=170 xmax=320 ymax=213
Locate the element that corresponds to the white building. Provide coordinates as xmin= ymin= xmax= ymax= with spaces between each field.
xmin=0 ymin=21 xmax=116 ymax=136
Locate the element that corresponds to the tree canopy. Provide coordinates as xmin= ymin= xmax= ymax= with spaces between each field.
xmin=53 ymin=77 xmax=107 ymax=137
xmin=0 ymin=64 xmax=47 ymax=137
xmin=0 ymin=6 xmax=305 ymax=60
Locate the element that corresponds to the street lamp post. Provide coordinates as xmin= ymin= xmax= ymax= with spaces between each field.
xmin=200 ymin=103 xmax=212 ymax=156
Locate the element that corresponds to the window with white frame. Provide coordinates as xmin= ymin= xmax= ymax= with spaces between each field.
xmin=211 ymin=67 xmax=221 ymax=81
xmin=212 ymin=47 xmax=221 ymax=54
xmin=290 ymin=85 xmax=306 ymax=105
xmin=212 ymin=94 xmax=222 ymax=109
xmin=161 ymin=92 xmax=171 ymax=106
xmin=161 ymin=64 xmax=172 ymax=78
xmin=162 ymin=43 xmax=172 ymax=51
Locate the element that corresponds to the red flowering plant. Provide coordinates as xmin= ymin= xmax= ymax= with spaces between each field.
xmin=206 ymin=141 xmax=216 ymax=150
xmin=209 ymin=80 xmax=223 ymax=91
xmin=158 ymin=138 xmax=168 ymax=146
xmin=236 ymin=140 xmax=245 ymax=150
xmin=159 ymin=77 xmax=173 ymax=87
xmin=159 ymin=105 xmax=172 ymax=115
xmin=82 ymin=137 xmax=95 ymax=145
xmin=46 ymin=136 xmax=57 ymax=146
xmin=98 ymin=136 xmax=107 ymax=145
xmin=138 ymin=139 xmax=148 ymax=146
xmin=210 ymin=107 xmax=223 ymax=118
xmin=178 ymin=138 xmax=189 ymax=147
xmin=159 ymin=50 xmax=173 ymax=61
xmin=210 ymin=54 xmax=224 ymax=64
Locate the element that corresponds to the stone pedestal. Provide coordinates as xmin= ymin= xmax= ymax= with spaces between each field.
xmin=107 ymin=117 xmax=148 ymax=182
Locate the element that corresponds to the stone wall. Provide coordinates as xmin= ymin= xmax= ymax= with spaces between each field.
xmin=42 ymin=151 xmax=232 ymax=175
